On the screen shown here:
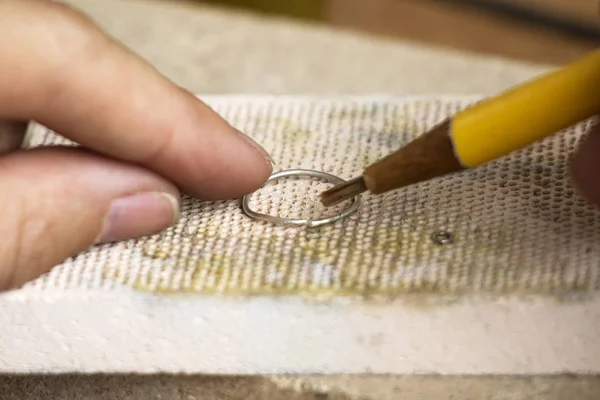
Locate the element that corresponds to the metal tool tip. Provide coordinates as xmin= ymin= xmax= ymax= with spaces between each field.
xmin=319 ymin=176 xmax=367 ymax=207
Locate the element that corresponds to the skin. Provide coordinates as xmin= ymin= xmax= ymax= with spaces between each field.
xmin=0 ymin=0 xmax=272 ymax=289
xmin=0 ymin=0 xmax=598 ymax=291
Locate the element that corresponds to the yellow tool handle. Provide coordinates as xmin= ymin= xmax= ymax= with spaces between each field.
xmin=451 ymin=48 xmax=600 ymax=168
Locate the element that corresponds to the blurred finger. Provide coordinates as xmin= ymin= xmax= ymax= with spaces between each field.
xmin=571 ymin=120 xmax=600 ymax=206
xmin=0 ymin=146 xmax=180 ymax=291
xmin=0 ymin=0 xmax=271 ymax=200
xmin=0 ymin=120 xmax=27 ymax=154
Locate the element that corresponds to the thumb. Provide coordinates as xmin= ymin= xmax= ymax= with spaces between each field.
xmin=571 ymin=120 xmax=600 ymax=206
xmin=0 ymin=147 xmax=180 ymax=290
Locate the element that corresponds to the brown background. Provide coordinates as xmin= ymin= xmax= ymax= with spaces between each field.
xmin=195 ymin=0 xmax=600 ymax=64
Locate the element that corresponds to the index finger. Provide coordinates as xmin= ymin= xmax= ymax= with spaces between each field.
xmin=0 ymin=0 xmax=272 ymax=200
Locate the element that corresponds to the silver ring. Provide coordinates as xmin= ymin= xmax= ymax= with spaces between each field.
xmin=241 ymin=169 xmax=361 ymax=228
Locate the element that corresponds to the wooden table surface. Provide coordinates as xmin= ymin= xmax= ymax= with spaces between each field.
xmin=198 ymin=0 xmax=600 ymax=65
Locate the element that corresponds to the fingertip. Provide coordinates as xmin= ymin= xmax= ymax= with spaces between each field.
xmin=0 ymin=147 xmax=182 ymax=290
xmin=230 ymin=129 xmax=274 ymax=192
xmin=194 ymin=138 xmax=273 ymax=200
xmin=160 ymin=98 xmax=273 ymax=200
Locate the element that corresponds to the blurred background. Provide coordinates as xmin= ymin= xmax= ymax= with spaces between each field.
xmin=185 ymin=0 xmax=599 ymax=64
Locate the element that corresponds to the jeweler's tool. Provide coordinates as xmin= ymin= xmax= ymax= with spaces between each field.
xmin=320 ymin=49 xmax=600 ymax=207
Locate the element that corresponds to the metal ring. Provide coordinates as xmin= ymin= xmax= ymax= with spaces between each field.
xmin=241 ymin=169 xmax=361 ymax=228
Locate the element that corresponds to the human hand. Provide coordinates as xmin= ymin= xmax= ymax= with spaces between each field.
xmin=0 ymin=1 xmax=272 ymax=290
xmin=571 ymin=121 xmax=600 ymax=206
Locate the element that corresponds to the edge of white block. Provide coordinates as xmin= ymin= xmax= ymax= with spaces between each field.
xmin=1 ymin=288 xmax=599 ymax=375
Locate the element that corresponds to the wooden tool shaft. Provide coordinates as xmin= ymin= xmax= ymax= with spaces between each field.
xmin=362 ymin=120 xmax=464 ymax=194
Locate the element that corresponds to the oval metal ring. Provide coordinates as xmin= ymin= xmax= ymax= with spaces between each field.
xmin=241 ymin=169 xmax=361 ymax=228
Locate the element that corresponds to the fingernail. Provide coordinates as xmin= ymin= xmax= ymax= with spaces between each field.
xmin=233 ymin=128 xmax=273 ymax=169
xmin=265 ymin=154 xmax=277 ymax=168
xmin=96 ymin=192 xmax=180 ymax=243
